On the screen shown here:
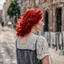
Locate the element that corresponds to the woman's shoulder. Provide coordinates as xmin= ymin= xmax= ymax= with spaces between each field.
xmin=37 ymin=35 xmax=46 ymax=41
xmin=32 ymin=34 xmax=46 ymax=41
xmin=36 ymin=35 xmax=48 ymax=45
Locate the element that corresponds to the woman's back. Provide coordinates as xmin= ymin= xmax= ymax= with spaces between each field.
xmin=16 ymin=34 xmax=50 ymax=64
xmin=16 ymin=34 xmax=38 ymax=64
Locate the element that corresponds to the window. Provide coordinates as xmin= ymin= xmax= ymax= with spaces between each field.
xmin=44 ymin=0 xmax=47 ymax=2
xmin=44 ymin=11 xmax=49 ymax=32
xmin=33 ymin=0 xmax=39 ymax=8
xmin=56 ymin=8 xmax=62 ymax=32
xmin=35 ymin=0 xmax=39 ymax=6
xmin=29 ymin=0 xmax=32 ymax=7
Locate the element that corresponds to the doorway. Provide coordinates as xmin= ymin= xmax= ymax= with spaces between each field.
xmin=44 ymin=11 xmax=49 ymax=32
xmin=56 ymin=8 xmax=62 ymax=32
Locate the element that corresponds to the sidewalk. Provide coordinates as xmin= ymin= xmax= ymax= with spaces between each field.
xmin=0 ymin=25 xmax=15 ymax=32
xmin=49 ymin=48 xmax=64 ymax=64
xmin=0 ymin=25 xmax=16 ymax=44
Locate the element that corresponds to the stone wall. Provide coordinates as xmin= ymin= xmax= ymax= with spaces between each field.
xmin=42 ymin=0 xmax=64 ymax=32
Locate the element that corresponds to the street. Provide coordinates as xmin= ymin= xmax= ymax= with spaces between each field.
xmin=0 ymin=0 xmax=64 ymax=64
xmin=0 ymin=25 xmax=64 ymax=64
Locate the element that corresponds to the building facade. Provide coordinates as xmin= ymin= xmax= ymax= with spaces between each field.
xmin=5 ymin=0 xmax=12 ymax=25
xmin=17 ymin=0 xmax=28 ymax=15
xmin=0 ymin=10 xmax=2 ymax=23
xmin=17 ymin=0 xmax=43 ymax=15
xmin=2 ymin=0 xmax=12 ymax=25
xmin=2 ymin=3 xmax=6 ymax=25
xmin=42 ymin=0 xmax=64 ymax=32
xmin=18 ymin=0 xmax=64 ymax=32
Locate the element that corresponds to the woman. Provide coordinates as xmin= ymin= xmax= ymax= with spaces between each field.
xmin=16 ymin=9 xmax=50 ymax=64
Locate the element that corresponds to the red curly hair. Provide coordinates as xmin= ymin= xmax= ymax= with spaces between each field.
xmin=16 ymin=9 xmax=43 ymax=37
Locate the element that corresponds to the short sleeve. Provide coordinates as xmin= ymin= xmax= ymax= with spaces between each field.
xmin=36 ymin=36 xmax=50 ymax=60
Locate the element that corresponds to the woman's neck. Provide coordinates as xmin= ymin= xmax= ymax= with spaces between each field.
xmin=19 ymin=32 xmax=35 ymax=43
xmin=19 ymin=26 xmax=37 ymax=43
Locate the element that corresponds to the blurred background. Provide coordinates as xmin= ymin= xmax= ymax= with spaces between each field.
xmin=0 ymin=0 xmax=64 ymax=64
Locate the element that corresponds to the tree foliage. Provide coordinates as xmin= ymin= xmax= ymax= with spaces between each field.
xmin=7 ymin=0 xmax=20 ymax=18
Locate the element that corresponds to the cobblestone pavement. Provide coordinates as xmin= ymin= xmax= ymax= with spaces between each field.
xmin=0 ymin=25 xmax=64 ymax=64
xmin=0 ymin=25 xmax=16 ymax=64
